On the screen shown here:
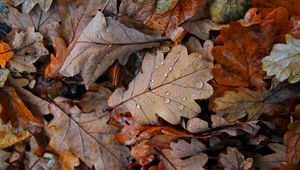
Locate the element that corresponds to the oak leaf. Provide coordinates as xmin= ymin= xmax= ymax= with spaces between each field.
xmin=219 ymin=147 xmax=253 ymax=170
xmin=144 ymin=0 xmax=207 ymax=42
xmin=0 ymin=149 xmax=11 ymax=169
xmin=262 ymin=34 xmax=300 ymax=84
xmin=211 ymin=83 xmax=300 ymax=121
xmin=119 ymin=0 xmax=155 ymax=21
xmin=255 ymin=143 xmax=287 ymax=170
xmin=170 ymin=139 xmax=206 ymax=158
xmin=108 ymin=45 xmax=213 ymax=125
xmin=212 ymin=22 xmax=278 ymax=88
xmin=46 ymin=87 xmax=129 ymax=170
xmin=0 ymin=41 xmax=14 ymax=68
xmin=0 ymin=68 xmax=9 ymax=87
xmin=251 ymin=0 xmax=300 ymax=16
xmin=60 ymin=11 xmax=162 ymax=88
xmin=11 ymin=0 xmax=53 ymax=13
xmin=8 ymin=27 xmax=49 ymax=73
xmin=182 ymin=19 xmax=212 ymax=40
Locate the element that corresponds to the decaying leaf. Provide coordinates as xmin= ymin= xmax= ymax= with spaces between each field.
xmin=11 ymin=0 xmax=53 ymax=13
xmin=144 ymin=0 xmax=207 ymax=42
xmin=8 ymin=27 xmax=48 ymax=73
xmin=159 ymin=149 xmax=208 ymax=170
xmin=0 ymin=68 xmax=9 ymax=87
xmin=219 ymin=147 xmax=253 ymax=170
xmin=212 ymin=22 xmax=278 ymax=88
xmin=108 ymin=45 xmax=213 ymax=124
xmin=251 ymin=0 xmax=300 ymax=16
xmin=0 ymin=149 xmax=11 ymax=169
xmin=184 ymin=37 xmax=213 ymax=62
xmin=182 ymin=19 xmax=212 ymax=40
xmin=170 ymin=139 xmax=206 ymax=158
xmin=60 ymin=11 xmax=162 ymax=88
xmin=46 ymin=87 xmax=129 ymax=170
xmin=262 ymin=34 xmax=300 ymax=84
xmin=119 ymin=0 xmax=155 ymax=21
xmin=211 ymin=83 xmax=300 ymax=121
xmin=0 ymin=41 xmax=14 ymax=68
xmin=255 ymin=143 xmax=287 ymax=170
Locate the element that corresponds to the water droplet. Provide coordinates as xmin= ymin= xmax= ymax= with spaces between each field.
xmin=155 ymin=65 xmax=159 ymax=69
xmin=168 ymin=67 xmax=173 ymax=71
xmin=195 ymin=80 xmax=203 ymax=89
xmin=197 ymin=91 xmax=201 ymax=95
xmin=168 ymin=59 xmax=171 ymax=63
xmin=178 ymin=105 xmax=184 ymax=110
xmin=155 ymin=92 xmax=159 ymax=95
xmin=182 ymin=97 xmax=186 ymax=101
xmin=151 ymin=79 xmax=154 ymax=83
xmin=160 ymin=61 xmax=164 ymax=65
xmin=136 ymin=104 xmax=141 ymax=109
xmin=164 ymin=98 xmax=170 ymax=104
xmin=151 ymin=99 xmax=154 ymax=102
xmin=165 ymin=91 xmax=170 ymax=96
xmin=164 ymin=73 xmax=168 ymax=77
xmin=192 ymin=94 xmax=196 ymax=97
xmin=144 ymin=100 xmax=147 ymax=104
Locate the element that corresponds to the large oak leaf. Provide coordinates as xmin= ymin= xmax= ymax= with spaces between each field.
xmin=108 ymin=45 xmax=213 ymax=125
xmin=60 ymin=11 xmax=163 ymax=88
xmin=46 ymin=87 xmax=129 ymax=170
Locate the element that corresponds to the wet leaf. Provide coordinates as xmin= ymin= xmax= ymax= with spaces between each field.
xmin=119 ymin=0 xmax=155 ymax=21
xmin=170 ymin=139 xmax=206 ymax=158
xmin=46 ymin=87 xmax=129 ymax=170
xmin=219 ymin=147 xmax=253 ymax=170
xmin=108 ymin=45 xmax=213 ymax=124
xmin=262 ymin=34 xmax=300 ymax=84
xmin=60 ymin=11 xmax=162 ymax=88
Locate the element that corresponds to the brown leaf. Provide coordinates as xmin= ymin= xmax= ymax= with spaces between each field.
xmin=170 ymin=139 xmax=206 ymax=158
xmin=0 ymin=68 xmax=9 ymax=88
xmin=11 ymin=0 xmax=53 ymax=13
xmin=8 ymin=27 xmax=49 ymax=73
xmin=184 ymin=37 xmax=214 ymax=62
xmin=212 ymin=22 xmax=279 ymax=88
xmin=0 ymin=149 xmax=11 ymax=169
xmin=255 ymin=143 xmax=287 ymax=170
xmin=144 ymin=0 xmax=207 ymax=42
xmin=219 ymin=147 xmax=253 ymax=170
xmin=46 ymin=87 xmax=129 ymax=170
xmin=0 ymin=41 xmax=14 ymax=68
xmin=251 ymin=0 xmax=300 ymax=16
xmin=108 ymin=45 xmax=213 ymax=125
xmin=182 ymin=19 xmax=212 ymax=40
xmin=60 ymin=11 xmax=162 ymax=88
xmin=119 ymin=0 xmax=155 ymax=21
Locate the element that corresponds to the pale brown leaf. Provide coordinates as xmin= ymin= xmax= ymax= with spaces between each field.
xmin=219 ymin=147 xmax=253 ymax=170
xmin=0 ymin=68 xmax=9 ymax=88
xmin=170 ymin=139 xmax=206 ymax=158
xmin=46 ymin=87 xmax=129 ymax=170
xmin=0 ymin=149 xmax=11 ymax=169
xmin=108 ymin=45 xmax=213 ymax=125
xmin=60 ymin=11 xmax=162 ymax=88
xmin=11 ymin=0 xmax=53 ymax=13
xmin=182 ymin=19 xmax=212 ymax=40
xmin=119 ymin=0 xmax=155 ymax=21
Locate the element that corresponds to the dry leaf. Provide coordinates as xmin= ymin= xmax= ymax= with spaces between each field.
xmin=0 ymin=41 xmax=14 ymax=68
xmin=60 ymin=11 xmax=162 ymax=88
xmin=186 ymin=118 xmax=208 ymax=133
xmin=144 ymin=0 xmax=207 ymax=42
xmin=212 ymin=22 xmax=278 ymax=88
xmin=0 ymin=149 xmax=11 ymax=169
xmin=255 ymin=143 xmax=287 ymax=170
xmin=251 ymin=0 xmax=300 ymax=16
xmin=211 ymin=83 xmax=300 ymax=121
xmin=119 ymin=0 xmax=155 ymax=21
xmin=159 ymin=149 xmax=208 ymax=170
xmin=0 ymin=68 xmax=9 ymax=87
xmin=11 ymin=0 xmax=53 ymax=13
xmin=170 ymin=139 xmax=206 ymax=158
xmin=262 ymin=34 xmax=300 ymax=84
xmin=182 ymin=19 xmax=212 ymax=40
xmin=46 ymin=87 xmax=129 ymax=170
xmin=184 ymin=37 xmax=214 ymax=62
xmin=219 ymin=147 xmax=253 ymax=170
xmin=108 ymin=45 xmax=213 ymax=125
xmin=8 ymin=27 xmax=48 ymax=73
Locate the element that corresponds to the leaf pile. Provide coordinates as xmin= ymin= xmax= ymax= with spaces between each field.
xmin=0 ymin=0 xmax=300 ymax=170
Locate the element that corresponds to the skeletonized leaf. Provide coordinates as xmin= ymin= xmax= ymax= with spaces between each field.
xmin=60 ymin=11 xmax=162 ymax=88
xmin=11 ymin=0 xmax=53 ymax=13
xmin=8 ymin=27 xmax=49 ymax=73
xmin=262 ymin=34 xmax=300 ymax=83
xmin=108 ymin=45 xmax=213 ymax=125
xmin=46 ymin=87 xmax=129 ymax=170
xmin=219 ymin=147 xmax=253 ymax=170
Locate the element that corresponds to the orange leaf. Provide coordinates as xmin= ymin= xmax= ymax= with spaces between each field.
xmin=144 ymin=0 xmax=207 ymax=43
xmin=0 ymin=86 xmax=42 ymax=133
xmin=212 ymin=21 xmax=279 ymax=88
xmin=0 ymin=41 xmax=14 ymax=68
xmin=252 ymin=0 xmax=300 ymax=15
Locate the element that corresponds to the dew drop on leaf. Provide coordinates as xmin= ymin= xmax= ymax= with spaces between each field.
xmin=164 ymin=98 xmax=170 ymax=104
xmin=165 ymin=91 xmax=170 ymax=96
xmin=196 ymin=80 xmax=204 ymax=89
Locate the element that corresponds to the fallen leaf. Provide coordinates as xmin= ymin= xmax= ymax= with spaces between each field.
xmin=8 ymin=27 xmax=49 ymax=73
xmin=209 ymin=0 xmax=251 ymax=23
xmin=219 ymin=147 xmax=253 ymax=170
xmin=60 ymin=11 xmax=162 ymax=88
xmin=46 ymin=86 xmax=129 ymax=170
xmin=144 ymin=0 xmax=207 ymax=42
xmin=255 ymin=143 xmax=288 ymax=170
xmin=119 ymin=0 xmax=155 ymax=21
xmin=211 ymin=83 xmax=300 ymax=121
xmin=251 ymin=0 xmax=300 ymax=15
xmin=0 ymin=41 xmax=14 ymax=68
xmin=159 ymin=149 xmax=208 ymax=170
xmin=0 ymin=86 xmax=43 ymax=133
xmin=182 ymin=19 xmax=212 ymax=40
xmin=11 ymin=0 xmax=53 ymax=13
xmin=0 ymin=149 xmax=11 ymax=169
xmin=108 ymin=45 xmax=213 ymax=125
xmin=170 ymin=139 xmax=206 ymax=158
xmin=184 ymin=37 xmax=214 ymax=62
xmin=212 ymin=22 xmax=278 ymax=88
xmin=185 ymin=118 xmax=208 ymax=133
xmin=262 ymin=34 xmax=300 ymax=84
xmin=0 ymin=68 xmax=9 ymax=87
